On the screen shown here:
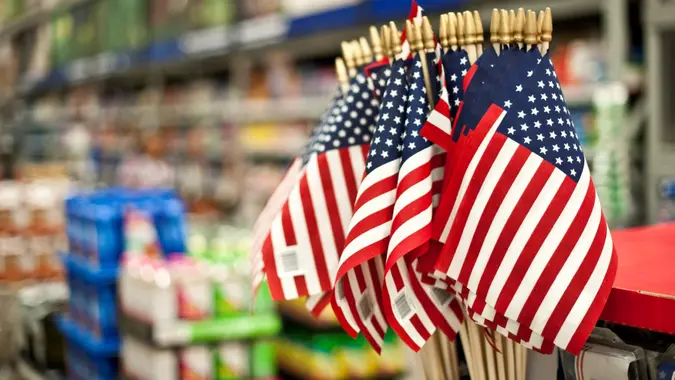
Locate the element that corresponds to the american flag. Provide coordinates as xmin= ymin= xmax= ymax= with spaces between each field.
xmin=432 ymin=49 xmax=618 ymax=355
xmin=261 ymin=73 xmax=380 ymax=303
xmin=382 ymin=54 xmax=464 ymax=351
xmin=250 ymin=92 xmax=343 ymax=300
xmin=332 ymin=58 xmax=410 ymax=352
xmin=400 ymin=0 xmax=424 ymax=59
xmin=305 ymin=64 xmax=394 ymax=317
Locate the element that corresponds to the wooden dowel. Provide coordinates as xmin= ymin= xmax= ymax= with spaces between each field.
xmin=496 ymin=335 xmax=507 ymax=380
xmin=473 ymin=10 xmax=484 ymax=56
xmin=490 ymin=9 xmax=500 ymax=54
xmin=541 ymin=7 xmax=552 ymax=54
xmin=505 ymin=339 xmax=517 ymax=380
xmin=463 ymin=11 xmax=478 ymax=64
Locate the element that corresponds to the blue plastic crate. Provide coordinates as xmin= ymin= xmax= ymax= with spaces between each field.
xmin=56 ymin=316 xmax=119 ymax=380
xmin=63 ymin=254 xmax=119 ymax=340
xmin=65 ymin=188 xmax=187 ymax=266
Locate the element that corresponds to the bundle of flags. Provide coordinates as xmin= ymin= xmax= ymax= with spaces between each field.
xmin=251 ymin=0 xmax=618 ymax=366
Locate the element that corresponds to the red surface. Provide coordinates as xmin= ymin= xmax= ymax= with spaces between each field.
xmin=600 ymin=223 xmax=675 ymax=334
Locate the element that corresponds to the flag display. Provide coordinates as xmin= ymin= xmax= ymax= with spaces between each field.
xmin=252 ymin=2 xmax=617 ymax=362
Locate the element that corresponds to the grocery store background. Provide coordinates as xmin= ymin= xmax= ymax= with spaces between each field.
xmin=0 ymin=0 xmax=670 ymax=379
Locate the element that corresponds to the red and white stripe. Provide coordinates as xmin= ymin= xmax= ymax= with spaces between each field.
xmin=432 ymin=104 xmax=618 ymax=355
xmin=250 ymin=158 xmax=303 ymax=297
xmin=262 ymin=144 xmax=369 ymax=301
xmin=332 ymin=156 xmax=401 ymax=352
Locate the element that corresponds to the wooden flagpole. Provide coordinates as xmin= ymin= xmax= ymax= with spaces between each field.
xmin=370 ymin=26 xmax=384 ymax=61
xmin=490 ymin=9 xmax=501 ymax=55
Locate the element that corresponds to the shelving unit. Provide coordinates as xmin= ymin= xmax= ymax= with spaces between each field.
xmin=644 ymin=0 xmax=675 ymax=223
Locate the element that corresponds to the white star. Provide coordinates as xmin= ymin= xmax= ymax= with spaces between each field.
xmin=411 ymin=130 xmax=419 ymax=138
xmin=411 ymin=83 xmax=418 ymax=91
xmin=345 ymin=120 xmax=353 ymax=127
xmin=543 ymin=106 xmax=551 ymax=113
xmin=567 ymin=156 xmax=573 ymax=163
xmin=534 ymin=121 xmax=542 ymax=128
xmin=394 ymin=116 xmax=401 ymax=124
xmin=564 ymin=143 xmax=570 ymax=150
xmin=347 ymin=95 xmax=355 ymax=103
xmin=545 ymin=68 xmax=551 ymax=76
xmin=521 ymin=124 xmax=529 ymax=131
xmin=576 ymin=156 xmax=581 ymax=163
xmin=531 ymin=108 xmax=539 ymax=116
xmin=362 ymin=92 xmax=369 ymax=99
xmin=556 ymin=157 xmax=563 ymax=165
xmin=416 ymin=60 xmax=422 ymax=68
xmin=452 ymin=86 xmax=459 ymax=94
xmin=332 ymin=140 xmax=340 ymax=147
xmin=378 ymin=125 xmax=385 ymax=132
xmin=549 ymin=81 xmax=554 ymax=88
xmin=386 ymin=102 xmax=393 ymax=109
xmin=507 ymin=127 xmax=515 ymax=134
xmin=552 ymin=93 xmax=558 ymax=100
xmin=546 ymin=119 xmax=553 ymax=126
xmin=397 ymin=145 xmax=403 ymax=152
xmin=549 ymin=131 xmax=557 ymax=139
xmin=518 ymin=111 xmax=526 ymax=119
xmin=356 ymin=101 xmax=364 ymax=109
xmin=538 ymin=81 xmax=545 ymax=88
xmin=381 ymin=151 xmax=389 ymax=158
xmin=524 ymin=136 xmax=532 ymax=144
xmin=381 ymin=113 xmax=390 ymax=121
xmin=571 ymin=169 xmax=577 ymax=176
xmin=461 ymin=69 xmax=467 ymax=76
xmin=413 ymin=71 xmax=421 ymax=79
xmin=527 ymin=70 xmax=534 ymax=77
xmin=408 ymin=142 xmax=416 ymax=150
xmin=390 ymin=90 xmax=398 ymax=97
xmin=374 ymin=137 xmax=381 ymax=144
xmin=537 ymin=134 xmax=544 ymax=141
xmin=552 ymin=144 xmax=560 ymax=152
xmin=504 ymin=100 xmax=512 ymax=108
xmin=454 ymin=99 xmax=460 ymax=106
xmin=515 ymin=85 xmax=523 ymax=92
xmin=384 ymin=69 xmax=391 ymax=77
xmin=541 ymin=94 xmax=548 ymax=101
xmin=389 ymin=127 xmax=397 ymax=135
xmin=385 ymin=139 xmax=393 ymax=147
xmin=528 ymin=95 xmax=536 ymax=103
xmin=338 ymin=130 xmax=346 ymax=137
xmin=365 ymin=109 xmax=373 ymax=116
xmin=398 ymin=105 xmax=404 ymax=113
xmin=450 ymin=74 xmax=457 ymax=82
xmin=460 ymin=57 xmax=468 ymax=65
xmin=394 ymin=78 xmax=402 ymax=86
xmin=367 ymin=161 xmax=372 ymax=169
xmin=566 ymin=119 xmax=572 ymax=126
xmin=540 ymin=147 xmax=548 ymax=155
xmin=371 ymin=149 xmax=377 ymax=155
xmin=379 ymin=79 xmax=386 ymax=87
xmin=417 ymin=108 xmax=424 ymax=115
xmin=561 ymin=131 xmax=567 ymax=138
xmin=555 ymin=105 xmax=561 ymax=113
xmin=558 ymin=118 xmax=564 ymax=125
xmin=414 ymin=119 xmax=422 ymax=126
xmin=360 ymin=118 xmax=367 ymax=125
xmin=573 ymin=144 xmax=579 ymax=151
xmin=354 ymin=127 xmax=361 ymax=135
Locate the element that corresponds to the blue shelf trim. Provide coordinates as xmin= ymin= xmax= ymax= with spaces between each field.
xmin=22 ymin=0 xmax=467 ymax=93
xmin=61 ymin=252 xmax=119 ymax=285
xmin=56 ymin=316 xmax=120 ymax=357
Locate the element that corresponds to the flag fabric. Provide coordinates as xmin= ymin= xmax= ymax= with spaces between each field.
xmin=332 ymin=58 xmax=409 ymax=352
xmin=305 ymin=63 xmax=395 ymax=317
xmin=381 ymin=53 xmax=463 ymax=351
xmin=261 ymin=72 xmax=380 ymax=302
xmin=400 ymin=0 xmax=424 ymax=59
xmin=432 ymin=49 xmax=618 ymax=355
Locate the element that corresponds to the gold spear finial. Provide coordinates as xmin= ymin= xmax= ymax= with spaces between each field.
xmin=390 ymin=21 xmax=403 ymax=58
xmin=369 ymin=26 xmax=384 ymax=61
xmin=359 ymin=37 xmax=373 ymax=63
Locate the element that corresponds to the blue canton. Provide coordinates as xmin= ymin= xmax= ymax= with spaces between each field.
xmin=302 ymin=92 xmax=343 ymax=166
xmin=401 ymin=56 xmax=433 ymax=162
xmin=310 ymin=71 xmax=381 ymax=157
xmin=369 ymin=64 xmax=393 ymax=99
xmin=365 ymin=59 xmax=409 ymax=174
xmin=443 ymin=49 xmax=471 ymax=120
xmin=495 ymin=55 xmax=585 ymax=181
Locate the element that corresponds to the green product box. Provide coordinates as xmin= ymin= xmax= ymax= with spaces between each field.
xmin=188 ymin=0 xmax=234 ymax=30
xmin=250 ymin=341 xmax=277 ymax=378
xmin=99 ymin=0 xmax=149 ymax=53
xmin=50 ymin=10 xmax=75 ymax=67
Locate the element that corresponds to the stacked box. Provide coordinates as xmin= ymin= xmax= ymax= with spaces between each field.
xmin=59 ymin=188 xmax=187 ymax=380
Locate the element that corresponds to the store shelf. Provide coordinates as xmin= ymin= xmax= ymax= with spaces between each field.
xmin=119 ymin=313 xmax=281 ymax=347
xmin=0 ymin=0 xmax=95 ymax=41
xmin=7 ymin=0 xmax=614 ymax=96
